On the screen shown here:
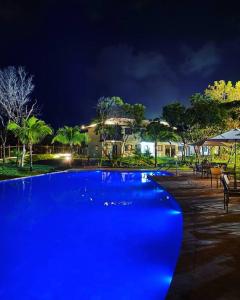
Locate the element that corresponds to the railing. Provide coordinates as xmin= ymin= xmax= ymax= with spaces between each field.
xmin=0 ymin=145 xmax=18 ymax=159
xmin=0 ymin=145 xmax=88 ymax=159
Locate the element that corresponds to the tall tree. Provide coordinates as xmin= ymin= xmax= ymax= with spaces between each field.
xmin=181 ymin=94 xmax=228 ymax=159
xmin=0 ymin=66 xmax=37 ymax=163
xmin=205 ymin=81 xmax=240 ymax=129
xmin=205 ymin=80 xmax=240 ymax=102
xmin=95 ymin=97 xmax=146 ymax=160
xmin=162 ymin=102 xmax=190 ymax=159
xmin=95 ymin=96 xmax=124 ymax=139
xmin=0 ymin=66 xmax=36 ymax=123
xmin=145 ymin=120 xmax=179 ymax=167
xmin=8 ymin=116 xmax=52 ymax=170
xmin=121 ymin=103 xmax=145 ymax=156
xmin=0 ymin=107 xmax=8 ymax=163
xmin=94 ymin=96 xmax=124 ymax=161
xmin=189 ymin=93 xmax=227 ymax=129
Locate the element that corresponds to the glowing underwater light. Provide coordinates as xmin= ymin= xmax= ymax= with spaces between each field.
xmin=168 ymin=209 xmax=181 ymax=215
xmin=155 ymin=189 xmax=164 ymax=193
xmin=163 ymin=275 xmax=173 ymax=285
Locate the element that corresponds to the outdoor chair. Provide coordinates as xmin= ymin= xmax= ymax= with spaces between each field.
xmin=210 ymin=167 xmax=222 ymax=188
xmin=194 ymin=163 xmax=202 ymax=175
xmin=201 ymin=164 xmax=211 ymax=178
xmin=221 ymin=174 xmax=240 ymax=213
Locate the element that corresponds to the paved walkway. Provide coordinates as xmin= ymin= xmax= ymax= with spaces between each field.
xmin=152 ymin=172 xmax=240 ymax=300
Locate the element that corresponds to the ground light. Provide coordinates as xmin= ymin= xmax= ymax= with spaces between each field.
xmin=64 ymin=153 xmax=72 ymax=162
xmin=53 ymin=153 xmax=72 ymax=162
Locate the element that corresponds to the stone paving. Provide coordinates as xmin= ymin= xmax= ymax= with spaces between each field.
xmin=152 ymin=172 xmax=240 ymax=300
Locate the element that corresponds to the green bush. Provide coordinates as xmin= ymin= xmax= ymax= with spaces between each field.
xmin=119 ymin=153 xmax=153 ymax=167
xmin=31 ymin=154 xmax=56 ymax=162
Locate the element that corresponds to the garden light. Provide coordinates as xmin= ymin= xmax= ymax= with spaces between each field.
xmin=64 ymin=153 xmax=72 ymax=162
xmin=53 ymin=153 xmax=72 ymax=161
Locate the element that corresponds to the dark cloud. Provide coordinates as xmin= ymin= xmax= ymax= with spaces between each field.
xmin=180 ymin=43 xmax=221 ymax=77
xmin=88 ymin=45 xmax=179 ymax=118
xmin=87 ymin=43 xmax=222 ymax=118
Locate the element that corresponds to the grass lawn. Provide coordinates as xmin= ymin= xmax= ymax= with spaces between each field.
xmin=0 ymin=163 xmax=56 ymax=180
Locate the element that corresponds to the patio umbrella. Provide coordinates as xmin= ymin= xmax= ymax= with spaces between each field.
xmin=205 ymin=129 xmax=240 ymax=187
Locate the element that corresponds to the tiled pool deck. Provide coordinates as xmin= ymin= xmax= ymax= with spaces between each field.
xmin=152 ymin=172 xmax=240 ymax=300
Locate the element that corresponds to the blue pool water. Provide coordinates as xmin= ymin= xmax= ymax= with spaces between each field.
xmin=0 ymin=170 xmax=182 ymax=300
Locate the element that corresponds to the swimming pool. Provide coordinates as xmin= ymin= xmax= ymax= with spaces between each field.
xmin=0 ymin=170 xmax=182 ymax=299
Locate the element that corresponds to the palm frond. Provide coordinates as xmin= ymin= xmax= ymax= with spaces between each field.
xmin=52 ymin=125 xmax=89 ymax=146
xmin=8 ymin=116 xmax=52 ymax=145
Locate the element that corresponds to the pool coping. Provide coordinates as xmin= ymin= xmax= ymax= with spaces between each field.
xmin=0 ymin=170 xmax=69 ymax=183
xmin=0 ymin=168 xmax=174 ymax=183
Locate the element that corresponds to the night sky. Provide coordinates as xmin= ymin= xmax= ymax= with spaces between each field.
xmin=1 ymin=0 xmax=240 ymax=128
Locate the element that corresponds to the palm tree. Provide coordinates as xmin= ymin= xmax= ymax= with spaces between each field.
xmin=145 ymin=120 xmax=179 ymax=167
xmin=8 ymin=116 xmax=53 ymax=170
xmin=52 ymin=126 xmax=88 ymax=154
